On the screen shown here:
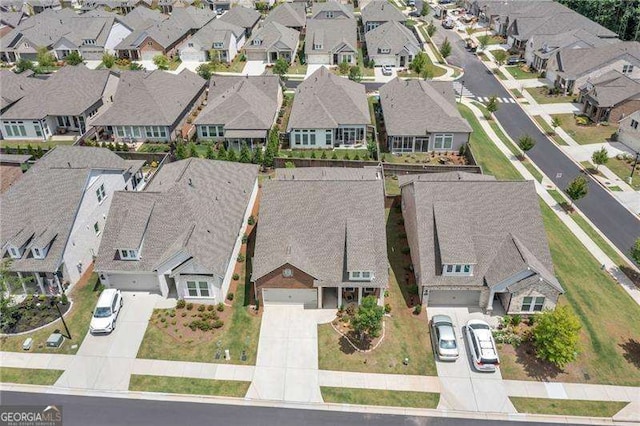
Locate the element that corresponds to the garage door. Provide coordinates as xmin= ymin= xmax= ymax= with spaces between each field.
xmin=262 ymin=288 xmax=317 ymax=309
xmin=427 ymin=290 xmax=481 ymax=307
xmin=180 ymin=51 xmax=205 ymax=62
xmin=105 ymin=273 xmax=160 ymax=293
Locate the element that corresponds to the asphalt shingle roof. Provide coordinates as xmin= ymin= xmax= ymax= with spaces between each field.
xmin=219 ymin=6 xmax=260 ymax=31
xmin=397 ymin=171 xmax=495 ymax=186
xmin=305 ymin=18 xmax=356 ymax=55
xmin=365 ymin=21 xmax=419 ymax=56
xmin=361 ymin=0 xmax=405 ymax=25
xmin=581 ymin=70 xmax=640 ymax=107
xmin=190 ymin=18 xmax=244 ymax=49
xmin=275 ymin=166 xmax=382 ymax=181
xmin=0 ymin=69 xmax=44 ymax=111
xmin=246 ymin=21 xmax=299 ymax=52
xmin=264 ymin=2 xmax=306 ymax=29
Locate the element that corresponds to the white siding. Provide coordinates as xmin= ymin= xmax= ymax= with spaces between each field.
xmin=289 ymin=128 xmax=333 ymax=148
xmin=176 ymin=274 xmax=224 ymax=304
xmin=178 ymin=38 xmax=207 ymax=62
xmin=0 ymin=119 xmax=46 ymax=141
xmin=106 ymin=22 xmax=132 ymax=54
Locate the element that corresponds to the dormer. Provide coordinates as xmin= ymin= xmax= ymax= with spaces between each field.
xmin=252 ymin=38 xmax=261 ymax=46
xmin=349 ymin=270 xmax=374 ymax=281
xmin=213 ymin=42 xmax=223 ymax=49
xmin=5 ymin=229 xmax=35 ymax=260
xmin=119 ymin=248 xmax=139 ymax=260
xmin=7 ymin=245 xmax=22 ymax=259
xmin=31 ymin=246 xmax=48 ymax=259
xmin=325 ymin=11 xmax=333 ymax=18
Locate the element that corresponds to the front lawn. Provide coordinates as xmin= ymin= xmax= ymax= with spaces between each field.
xmin=525 ymin=87 xmax=575 ymax=104
xmin=1 ymin=139 xmax=76 ymax=149
xmin=321 ymin=387 xmax=440 ymax=408
xmin=0 ymin=271 xmax=100 ymax=355
xmin=532 ymin=116 xmax=568 ymax=145
xmin=552 ymin=114 xmax=618 ymax=145
xmin=357 ymin=47 xmax=375 ymax=77
xmin=504 ymin=65 xmax=539 ymax=80
xmin=317 ymin=204 xmax=436 ymax=376
xmin=607 ymin=156 xmax=640 ymax=190
xmin=0 ymin=367 xmax=64 ymax=385
xmin=278 ymin=149 xmax=370 ymax=160
xmin=510 ymin=397 xmax=627 ymax=418
xmin=129 ymin=375 xmax=250 ymax=397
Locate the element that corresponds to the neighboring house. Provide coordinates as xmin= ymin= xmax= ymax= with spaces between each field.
xmin=92 ymin=69 xmax=206 ymax=142
xmin=178 ymin=18 xmax=245 ymax=63
xmin=275 ymin=166 xmax=382 ymax=181
xmin=263 ymin=2 xmax=306 ymax=32
xmin=400 ymin=174 xmax=563 ymax=314
xmin=252 ymin=169 xmax=388 ymax=309
xmin=195 ymin=75 xmax=282 ymax=149
xmin=245 ymin=21 xmax=299 ymax=64
xmin=119 ymin=5 xmax=167 ymax=31
xmin=305 ymin=1 xmax=356 ymax=65
xmin=365 ymin=21 xmax=420 ymax=68
xmin=30 ymin=0 xmax=61 ymax=14
xmin=287 ymin=67 xmax=370 ymax=148
xmin=617 ymin=109 xmax=640 ymax=154
xmin=0 ymin=69 xmax=43 ymax=115
xmin=157 ymin=0 xmax=194 ymax=14
xmin=0 ymin=153 xmax=30 ymax=193
xmin=95 ymin=158 xmax=259 ymax=303
xmin=0 ymin=146 xmax=144 ymax=295
xmin=360 ymin=0 xmax=405 ymax=33
xmin=309 ymin=1 xmax=354 ymax=20
xmin=0 ymin=66 xmax=118 ymax=140
xmin=546 ymin=41 xmax=640 ymax=95
xmin=577 ymin=70 xmax=640 ymax=123
xmin=219 ymin=6 xmax=260 ymax=38
xmin=380 ymin=78 xmax=472 ymax=153
xmin=0 ymin=10 xmax=25 ymax=37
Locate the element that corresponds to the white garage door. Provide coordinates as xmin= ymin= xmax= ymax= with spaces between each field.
xmin=427 ymin=290 xmax=481 ymax=307
xmin=141 ymin=51 xmax=157 ymax=61
xmin=262 ymin=288 xmax=317 ymax=308
xmin=180 ymin=51 xmax=205 ymax=62
xmin=105 ymin=273 xmax=160 ymax=293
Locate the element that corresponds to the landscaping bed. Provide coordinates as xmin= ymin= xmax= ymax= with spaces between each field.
xmin=510 ymin=397 xmax=627 ymax=418
xmin=381 ymin=152 xmax=468 ymax=165
xmin=524 ymin=87 xmax=575 ymax=104
xmin=607 ymin=155 xmax=640 ymax=190
xmin=1 ymin=294 xmax=70 ymax=334
xmin=129 ymin=375 xmax=250 ymax=397
xmin=504 ymin=65 xmax=539 ymax=80
xmin=551 ymin=114 xmax=618 ymax=145
xmin=321 ymin=387 xmax=440 ymax=409
xmin=0 ymin=367 xmax=64 ymax=385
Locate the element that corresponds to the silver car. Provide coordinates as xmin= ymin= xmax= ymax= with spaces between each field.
xmin=430 ymin=314 xmax=459 ymax=361
xmin=464 ymin=319 xmax=499 ymax=372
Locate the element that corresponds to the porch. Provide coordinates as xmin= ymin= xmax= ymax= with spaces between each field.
xmin=318 ymin=286 xmax=381 ymax=309
xmin=5 ymin=271 xmax=65 ymax=296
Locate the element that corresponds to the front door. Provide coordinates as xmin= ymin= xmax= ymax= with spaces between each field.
xmin=270 ymin=51 xmax=278 ymax=62
xmin=399 ymin=55 xmax=405 ymax=67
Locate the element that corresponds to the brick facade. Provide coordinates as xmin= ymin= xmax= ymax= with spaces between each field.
xmin=254 ymin=263 xmax=316 ymax=303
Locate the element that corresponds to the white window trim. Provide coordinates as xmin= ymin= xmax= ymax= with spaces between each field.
xmin=119 ymin=249 xmax=138 ymax=260
xmin=350 ymin=271 xmax=373 ymax=281
xmin=96 ymin=183 xmax=106 ymax=204
xmin=186 ymin=280 xmax=212 ymax=298
xmin=9 ymin=247 xmax=20 ymax=259
xmin=283 ymin=268 xmax=293 ymax=277
xmin=521 ymin=296 xmax=545 ymax=312
xmin=442 ymin=264 xmax=474 ymax=276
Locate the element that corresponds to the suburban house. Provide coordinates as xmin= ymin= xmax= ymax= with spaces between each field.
xmin=219 ymin=6 xmax=260 ymax=38
xmin=30 ymin=0 xmax=61 ymax=14
xmin=577 ymin=70 xmax=640 ymax=123
xmin=252 ymin=169 xmax=388 ymax=309
xmin=0 ymin=69 xmax=43 ymax=115
xmin=0 ymin=153 xmax=30 ymax=193
xmin=0 ymin=146 xmax=145 ymax=295
xmin=0 ymin=10 xmax=25 ymax=37
xmin=95 ymin=158 xmax=259 ymax=303
xmin=360 ymin=0 xmax=405 ymax=33
xmin=546 ymin=41 xmax=640 ymax=95
xmin=263 ymin=2 xmax=306 ymax=32
xmin=287 ymin=67 xmax=370 ymax=148
xmin=245 ymin=22 xmax=299 ymax=65
xmin=365 ymin=21 xmax=420 ymax=68
xmin=400 ymin=174 xmax=563 ymax=314
xmin=91 ymin=69 xmax=206 ymax=142
xmin=379 ymin=78 xmax=472 ymax=153
xmin=119 ymin=5 xmax=167 ymax=31
xmin=194 ymin=75 xmax=282 ymax=149
xmin=0 ymin=66 xmax=118 ymax=141
xmin=617 ymin=109 xmax=640 ymax=154
xmin=305 ymin=2 xmax=356 ymax=66
xmin=177 ymin=18 xmax=245 ymax=63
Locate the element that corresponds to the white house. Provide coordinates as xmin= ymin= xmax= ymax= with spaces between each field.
xmin=177 ymin=18 xmax=245 ymax=63
xmin=618 ymin=110 xmax=640 ymax=154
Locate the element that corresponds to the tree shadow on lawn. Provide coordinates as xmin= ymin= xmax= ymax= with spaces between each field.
xmin=337 ymin=332 xmax=375 ymax=355
xmin=514 ymin=340 xmax=563 ymax=381
xmin=620 ymin=339 xmax=640 ymax=370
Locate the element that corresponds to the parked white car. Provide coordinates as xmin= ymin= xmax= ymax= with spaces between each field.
xmin=430 ymin=314 xmax=459 ymax=361
xmin=90 ymin=289 xmax=123 ymax=334
xmin=464 ymin=319 xmax=499 ymax=372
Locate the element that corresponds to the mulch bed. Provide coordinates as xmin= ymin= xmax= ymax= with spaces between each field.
xmin=1 ymin=296 xmax=70 ymax=334
xmin=149 ymin=303 xmax=233 ymax=345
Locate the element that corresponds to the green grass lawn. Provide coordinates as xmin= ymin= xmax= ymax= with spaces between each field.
xmin=357 ymin=47 xmax=375 ymax=77
xmin=552 ymin=114 xmax=618 ymax=145
xmin=321 ymin=387 xmax=440 ymax=408
xmin=137 ymin=143 xmax=170 ymax=153
xmin=458 ymin=104 xmax=523 ymax=180
xmin=532 ymin=116 xmax=567 ymax=145
xmin=0 ymin=367 xmax=64 ymax=385
xmin=279 ymin=149 xmax=370 ymax=160
xmin=609 ymin=185 xmax=623 ymax=191
xmin=0 ymin=273 xmax=100 ymax=355
xmin=1 ymin=139 xmax=76 ymax=149
xmin=129 ymin=375 xmax=250 ymax=397
xmin=317 ymin=205 xmax=436 ymax=376
xmin=606 ymin=156 xmax=640 ymax=190
xmin=510 ymin=397 xmax=627 ymax=418
xmin=385 ymin=176 xmax=400 ymax=196
xmin=504 ymin=66 xmax=539 ymax=80
xmin=525 ymin=87 xmax=575 ymax=104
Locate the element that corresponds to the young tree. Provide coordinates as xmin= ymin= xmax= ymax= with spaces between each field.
xmin=565 ymin=175 xmax=589 ymax=206
xmin=187 ymin=142 xmax=198 ymax=158
xmin=426 ymin=20 xmax=437 ymax=37
xmin=518 ymin=134 xmax=536 ymax=155
xmin=440 ymin=38 xmax=452 ymax=60
xmin=263 ymin=127 xmax=279 ymax=168
xmin=102 ymin=53 xmax=116 ymax=69
xmin=532 ymin=306 xmax=581 ymax=368
xmin=338 ymin=59 xmax=350 ymax=75
xmin=348 ymin=65 xmax=362 ymax=82
xmin=420 ymin=66 xmax=434 ymax=80
xmin=420 ymin=3 xmax=429 ymax=16
xmin=205 ymin=144 xmax=215 ymax=160
xmin=367 ymin=139 xmax=377 ymax=160
xmin=64 ymin=51 xmax=83 ymax=66
xmin=36 ymin=47 xmax=55 ymax=67
xmin=217 ymin=144 xmax=228 ymax=161
xmin=175 ymin=142 xmax=187 ymax=160
xmin=631 ymin=238 xmax=640 ymax=264
xmin=196 ymin=62 xmax=213 ymax=80
xmin=273 ymin=58 xmax=289 ymax=78
xmin=239 ymin=142 xmax=252 ymax=163
xmin=15 ymin=58 xmax=33 ymax=73
xmin=350 ymin=296 xmax=385 ymax=343
xmin=153 ymin=54 xmax=170 ymax=70
xmin=410 ymin=52 xmax=427 ymax=74
xmin=550 ymin=116 xmax=562 ymax=134
xmin=477 ymin=34 xmax=491 ymax=51
xmin=492 ymin=49 xmax=507 ymax=66
xmin=486 ymin=95 xmax=499 ymax=116
xmin=251 ymin=146 xmax=263 ymax=164
xmin=129 ymin=62 xmax=145 ymax=71
xmin=591 ymin=147 xmax=609 ymax=171
xmin=227 ymin=148 xmax=238 ymax=162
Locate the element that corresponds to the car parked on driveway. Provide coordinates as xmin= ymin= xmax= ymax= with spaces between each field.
xmin=90 ymin=289 xmax=123 ymax=334
xmin=442 ymin=19 xmax=455 ymax=29
xmin=507 ymin=56 xmax=524 ymax=65
xmin=464 ymin=319 xmax=499 ymax=372
xmin=430 ymin=314 xmax=459 ymax=361
xmin=382 ymin=65 xmax=393 ymax=76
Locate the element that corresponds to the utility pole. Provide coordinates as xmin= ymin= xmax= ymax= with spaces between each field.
xmin=629 ymin=151 xmax=639 ymax=185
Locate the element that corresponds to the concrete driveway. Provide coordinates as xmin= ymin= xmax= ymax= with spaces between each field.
xmin=246 ymin=305 xmax=335 ymax=403
xmin=373 ymin=66 xmax=397 ymax=82
xmin=54 ymin=292 xmax=160 ymax=391
xmin=242 ymin=60 xmax=266 ymax=75
xmin=427 ymin=306 xmax=516 ymax=414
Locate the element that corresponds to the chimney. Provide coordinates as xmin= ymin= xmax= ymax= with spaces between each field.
xmin=188 ymin=177 xmax=193 ymax=186
xmin=67 ymin=162 xmax=71 ymax=168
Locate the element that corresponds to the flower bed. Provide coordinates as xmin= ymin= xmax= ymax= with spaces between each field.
xmin=1 ymin=294 xmax=70 ymax=334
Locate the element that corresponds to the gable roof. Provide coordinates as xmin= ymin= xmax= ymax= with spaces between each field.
xmin=264 ymin=2 xmax=306 ymax=29
xmin=246 ymin=21 xmax=299 ymax=52
xmin=549 ymin=40 xmax=640 ymax=79
xmin=361 ymin=0 xmax=405 ymax=25
xmin=276 ymin=166 xmax=382 ymax=181
xmin=120 ymin=5 xmax=167 ymax=30
xmin=365 ymin=21 xmax=419 ymax=56
xmin=2 ymin=66 xmax=112 ymax=119
xmin=398 ymin=171 xmax=495 ymax=186
xmin=95 ymin=159 xmax=258 ymax=276
xmin=0 ymin=10 xmax=24 ymax=27
xmin=189 ymin=18 xmax=244 ymax=49
xmin=219 ymin=6 xmax=260 ymax=30
xmin=287 ymin=67 xmax=370 ymax=130
xmin=304 ymin=18 xmax=357 ymax=55
xmin=580 ymin=70 xmax=640 ymax=107
xmin=0 ymin=69 xmax=44 ymax=111
xmin=530 ymin=28 xmax=613 ymax=60
xmin=310 ymin=1 xmax=354 ymax=19
xmin=92 ymin=69 xmax=205 ymax=126
xmin=379 ymin=78 xmax=472 ymax=136
xmin=169 ymin=6 xmax=217 ymax=30
xmin=509 ymin=6 xmax=615 ymax=41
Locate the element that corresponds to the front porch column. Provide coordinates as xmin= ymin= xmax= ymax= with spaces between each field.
xmin=378 ymin=288 xmax=384 ymax=306
xmin=17 ymin=272 xmax=26 ymax=294
xmin=34 ymin=272 xmax=45 ymax=294
xmin=337 ymin=286 xmax=342 ymax=308
xmin=54 ymin=274 xmax=62 ymax=294
xmin=317 ymin=286 xmax=323 ymax=309
xmin=157 ymin=273 xmax=169 ymax=298
xmin=485 ymin=289 xmax=495 ymax=313
xmin=358 ymin=287 xmax=363 ymax=305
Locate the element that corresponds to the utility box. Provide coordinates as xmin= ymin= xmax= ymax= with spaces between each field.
xmin=46 ymin=333 xmax=64 ymax=348
xmin=22 ymin=337 xmax=33 ymax=351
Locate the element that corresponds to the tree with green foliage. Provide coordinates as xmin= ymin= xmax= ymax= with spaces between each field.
xmin=591 ymin=147 xmax=609 ymax=171
xmin=486 ymin=95 xmax=499 ymax=116
xmin=631 ymin=238 xmax=640 ymax=264
xmin=558 ymin=0 xmax=640 ymax=42
xmin=551 ymin=116 xmax=562 ymax=134
xmin=129 ymin=62 xmax=145 ymax=71
xmin=273 ymin=58 xmax=290 ymax=78
xmin=36 ymin=47 xmax=55 ymax=68
xmin=102 ymin=53 xmax=116 ymax=69
xmin=205 ymin=144 xmax=215 ymax=159
xmin=420 ymin=66 xmax=434 ymax=80
xmin=518 ymin=134 xmax=536 ymax=154
xmin=320 ymin=150 xmax=327 ymax=159
xmin=338 ymin=60 xmax=350 ymax=75
xmin=252 ymin=146 xmax=262 ymax=164
xmin=331 ymin=151 xmax=338 ymax=160
xmin=196 ymin=62 xmax=213 ymax=80
xmin=565 ymin=175 xmax=589 ymax=206
xmin=367 ymin=139 xmax=377 ymax=160
xmin=492 ymin=49 xmax=507 ymax=66
xmin=239 ymin=143 xmax=252 ymax=163
xmin=410 ymin=52 xmax=427 ymax=74
xmin=175 ymin=143 xmax=187 ymax=160
xmin=217 ymin=144 xmax=227 ymax=161
xmin=532 ymin=306 xmax=581 ymax=368
xmin=426 ymin=20 xmax=437 ymax=37
xmin=348 ymin=65 xmax=362 ymax=82
xmin=263 ymin=127 xmax=279 ymax=168
xmin=477 ymin=34 xmax=491 ymax=51
xmin=227 ymin=148 xmax=238 ymax=162
xmin=350 ymin=296 xmax=385 ymax=343
xmin=439 ymin=38 xmax=452 ymax=60
xmin=153 ymin=54 xmax=170 ymax=70
xmin=420 ymin=3 xmax=429 ymax=16
xmin=64 ymin=51 xmax=83 ymax=65
xmin=15 ymin=58 xmax=33 ymax=73
xmin=187 ymin=142 xmax=198 ymax=158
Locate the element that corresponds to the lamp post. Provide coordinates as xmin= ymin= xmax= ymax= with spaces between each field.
xmin=629 ymin=151 xmax=639 ymax=185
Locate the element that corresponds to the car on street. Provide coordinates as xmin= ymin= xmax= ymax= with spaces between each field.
xmin=507 ymin=56 xmax=524 ymax=65
xmin=90 ymin=288 xmax=123 ymax=334
xmin=439 ymin=0 xmax=453 ymax=3
xmin=464 ymin=319 xmax=499 ymax=372
xmin=409 ymin=10 xmax=421 ymax=17
xmin=407 ymin=0 xmax=415 ymax=6
xmin=381 ymin=65 xmax=393 ymax=76
xmin=442 ymin=19 xmax=455 ymax=29
xmin=430 ymin=315 xmax=459 ymax=361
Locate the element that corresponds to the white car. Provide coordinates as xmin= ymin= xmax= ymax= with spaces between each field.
xmin=90 ymin=289 xmax=123 ymax=334
xmin=381 ymin=65 xmax=393 ymax=76
xmin=464 ymin=319 xmax=499 ymax=372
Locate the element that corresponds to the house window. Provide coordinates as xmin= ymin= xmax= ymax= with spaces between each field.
xmin=283 ymin=268 xmax=293 ymax=277
xmin=362 ymin=271 xmax=371 ymax=279
xmin=253 ymin=39 xmax=261 ymax=45
xmin=33 ymin=122 xmax=42 ymax=137
xmin=94 ymin=222 xmax=100 ymax=235
xmin=446 ymin=265 xmax=453 ymax=273
xmin=188 ymin=42 xmax=194 ymax=48
xmin=313 ymin=43 xmax=322 ymax=50
xmin=521 ymin=296 xmax=545 ymax=312
xmin=463 ymin=265 xmax=471 ymax=273
xmin=433 ymin=133 xmax=453 ymax=150
xmin=33 ymin=248 xmax=41 ymax=258
xmin=380 ymin=48 xmax=391 ymax=54
xmin=325 ymin=11 xmax=333 ymax=18
xmin=623 ymin=64 xmax=634 ymax=74
xmin=454 ymin=265 xmax=462 ymax=273
xmin=96 ymin=183 xmax=106 ymax=203
xmin=9 ymin=247 xmax=20 ymax=259
xmin=352 ymin=271 xmax=361 ymax=278
xmin=147 ymin=41 xmax=153 ymax=46
xmin=213 ymin=42 xmax=223 ymax=48
xmin=631 ymin=119 xmax=638 ymax=129
xmin=186 ymin=281 xmax=210 ymax=297
xmin=120 ymin=249 xmax=138 ymax=260
xmin=325 ymin=130 xmax=332 ymax=145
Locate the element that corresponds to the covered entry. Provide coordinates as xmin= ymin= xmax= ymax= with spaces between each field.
xmin=426 ymin=290 xmax=481 ymax=306
xmin=262 ymin=288 xmax=318 ymax=309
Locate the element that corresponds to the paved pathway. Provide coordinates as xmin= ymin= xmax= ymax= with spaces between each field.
xmin=318 ymin=370 xmax=441 ymax=393
xmin=133 ymin=359 xmax=254 ymax=382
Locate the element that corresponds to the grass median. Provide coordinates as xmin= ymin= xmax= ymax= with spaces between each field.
xmin=510 ymin=397 xmax=628 ymax=418
xmin=0 ymin=367 xmax=63 ymax=385
xmin=321 ymin=387 xmax=440 ymax=409
xmin=129 ymin=375 xmax=250 ymax=397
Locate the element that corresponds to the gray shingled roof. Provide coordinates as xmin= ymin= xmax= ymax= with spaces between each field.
xmin=398 ymin=171 xmax=495 ymax=186
xmin=190 ymin=18 xmax=244 ymax=50
xmin=287 ymin=67 xmax=370 ymax=130
xmin=0 ymin=69 xmax=44 ymax=111
xmin=365 ymin=21 xmax=420 ymax=56
xmin=120 ymin=5 xmax=167 ymax=30
xmin=2 ymin=66 xmax=111 ymax=119
xmin=310 ymin=1 xmax=354 ymax=19
xmin=219 ymin=6 xmax=260 ymax=31
xmin=92 ymin=69 xmax=205 ymax=127
xmin=246 ymin=21 xmax=299 ymax=52
xmin=0 ymin=146 xmax=134 ymax=274
xmin=361 ymin=0 xmax=405 ymax=25
xmin=305 ymin=18 xmax=356 ymax=55
xmin=275 ymin=166 xmax=382 ymax=181
xmin=550 ymin=40 xmax=640 ymax=79
xmin=0 ymin=10 xmax=24 ymax=27
xmin=0 ymin=153 xmax=31 ymax=164
xmin=95 ymin=159 xmax=258 ymax=276
xmin=252 ymin=180 xmax=388 ymax=289
xmin=509 ymin=7 xmax=615 ymax=41
xmin=530 ymin=28 xmax=612 ymax=60
xmin=0 ymin=8 xmax=76 ymax=50
xmin=379 ymin=78 xmax=472 ymax=136
xmin=402 ymin=179 xmax=561 ymax=292
xmin=264 ymin=2 xmax=306 ymax=29
xmin=580 ymin=70 xmax=640 ymax=107
xmin=194 ymin=75 xmax=280 ymax=137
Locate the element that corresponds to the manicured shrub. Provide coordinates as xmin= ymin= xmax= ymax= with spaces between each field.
xmin=181 ymin=312 xmax=187 ymax=317
xmin=197 ymin=305 xmax=206 ymax=312
xmin=186 ymin=303 xmax=194 ymax=310
xmin=384 ymin=303 xmax=392 ymax=314
xmin=413 ymin=305 xmax=422 ymax=315
xmin=217 ymin=303 xmax=225 ymax=312
xmin=227 ymin=293 xmax=234 ymax=301
xmin=512 ymin=314 xmax=522 ymax=326
xmin=232 ymin=273 xmax=240 ymax=280
xmin=207 ymin=304 xmax=214 ymax=311
xmin=237 ymin=253 xmax=246 ymax=262
xmin=248 ymin=215 xmax=256 ymax=225
xmin=212 ymin=319 xmax=224 ymax=329
xmin=176 ymin=300 xmax=186 ymax=309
